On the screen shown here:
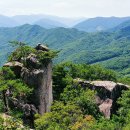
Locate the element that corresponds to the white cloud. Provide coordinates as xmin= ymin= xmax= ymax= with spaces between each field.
xmin=0 ymin=0 xmax=130 ymax=17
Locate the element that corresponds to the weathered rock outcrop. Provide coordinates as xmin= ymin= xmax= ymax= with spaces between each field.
xmin=21 ymin=44 xmax=52 ymax=115
xmin=21 ymin=62 xmax=53 ymax=115
xmin=26 ymin=53 xmax=39 ymax=69
xmin=76 ymin=80 xmax=129 ymax=118
xmin=3 ymin=44 xmax=53 ymax=116
xmin=4 ymin=61 xmax=23 ymax=78
xmin=35 ymin=43 xmax=49 ymax=52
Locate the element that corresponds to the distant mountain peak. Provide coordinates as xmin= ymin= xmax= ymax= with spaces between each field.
xmin=74 ymin=16 xmax=130 ymax=32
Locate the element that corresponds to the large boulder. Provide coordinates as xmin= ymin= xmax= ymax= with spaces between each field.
xmin=77 ymin=80 xmax=129 ymax=118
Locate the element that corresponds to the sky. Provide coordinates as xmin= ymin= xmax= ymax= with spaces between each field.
xmin=0 ymin=0 xmax=130 ymax=18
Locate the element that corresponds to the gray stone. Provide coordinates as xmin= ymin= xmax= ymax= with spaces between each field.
xmin=4 ymin=61 xmax=23 ymax=77
xmin=75 ymin=79 xmax=129 ymax=118
xmin=26 ymin=53 xmax=40 ymax=68
xmin=21 ymin=62 xmax=53 ymax=115
xmin=99 ymin=99 xmax=113 ymax=119
xmin=35 ymin=43 xmax=49 ymax=52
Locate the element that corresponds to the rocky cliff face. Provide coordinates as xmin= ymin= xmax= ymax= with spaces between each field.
xmin=21 ymin=62 xmax=53 ymax=115
xmin=76 ymin=80 xmax=129 ymax=118
xmin=4 ymin=44 xmax=53 ymax=116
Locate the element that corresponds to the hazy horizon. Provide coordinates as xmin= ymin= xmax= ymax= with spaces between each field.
xmin=0 ymin=0 xmax=130 ymax=18
xmin=1 ymin=14 xmax=130 ymax=19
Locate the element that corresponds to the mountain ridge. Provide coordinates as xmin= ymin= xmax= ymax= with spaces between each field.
xmin=1 ymin=15 xmax=130 ymax=31
xmin=0 ymin=23 xmax=130 ymax=76
xmin=74 ymin=16 xmax=130 ymax=32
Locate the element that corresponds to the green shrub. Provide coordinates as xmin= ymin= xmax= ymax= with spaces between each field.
xmin=35 ymin=102 xmax=83 ymax=130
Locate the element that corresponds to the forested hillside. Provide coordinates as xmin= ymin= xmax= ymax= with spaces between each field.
xmin=1 ymin=0 xmax=130 ymax=129
xmin=0 ymin=24 xmax=86 ymax=66
xmin=0 ymin=43 xmax=129 ymax=129
xmin=0 ymin=23 xmax=130 ymax=76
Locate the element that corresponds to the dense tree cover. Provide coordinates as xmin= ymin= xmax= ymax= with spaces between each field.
xmin=35 ymin=91 xmax=130 ymax=129
xmin=0 ymin=67 xmax=32 ymax=129
xmin=0 ymin=67 xmax=32 ymax=111
xmin=53 ymin=62 xmax=117 ymax=100
xmin=1 ymin=24 xmax=130 ymax=77
xmin=35 ymin=62 xmax=130 ymax=130
xmin=35 ymin=102 xmax=83 ymax=130
xmin=36 ymin=63 xmax=129 ymax=130
xmin=0 ymin=24 xmax=85 ymax=66
xmin=0 ymin=43 xmax=130 ymax=129
xmin=0 ymin=65 xmax=33 ymax=112
xmin=118 ymin=77 xmax=130 ymax=85
xmin=117 ymin=89 xmax=130 ymax=126
xmin=8 ymin=41 xmax=36 ymax=64
xmin=0 ymin=114 xmax=29 ymax=130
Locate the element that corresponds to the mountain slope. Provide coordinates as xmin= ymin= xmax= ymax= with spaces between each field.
xmin=12 ymin=14 xmax=67 ymax=27
xmin=12 ymin=15 xmax=44 ymax=24
xmin=57 ymin=26 xmax=130 ymax=76
xmin=110 ymin=19 xmax=130 ymax=32
xmin=0 ymin=24 xmax=85 ymax=66
xmin=0 ymin=15 xmax=19 ymax=27
xmin=34 ymin=18 xmax=67 ymax=28
xmin=12 ymin=14 xmax=84 ymax=27
xmin=0 ymin=24 xmax=130 ymax=76
xmin=74 ymin=17 xmax=130 ymax=32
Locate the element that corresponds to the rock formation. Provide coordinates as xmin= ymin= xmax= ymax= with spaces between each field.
xmin=4 ymin=61 xmax=23 ymax=78
xmin=3 ymin=44 xmax=53 ymax=116
xmin=21 ymin=61 xmax=53 ymax=115
xmin=21 ymin=44 xmax=52 ymax=115
xmin=76 ymin=80 xmax=129 ymax=118
xmin=35 ymin=43 xmax=49 ymax=52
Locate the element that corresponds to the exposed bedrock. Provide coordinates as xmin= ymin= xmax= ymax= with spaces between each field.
xmin=3 ymin=44 xmax=53 ymax=116
xmin=77 ymin=80 xmax=129 ymax=118
xmin=21 ymin=62 xmax=53 ymax=115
